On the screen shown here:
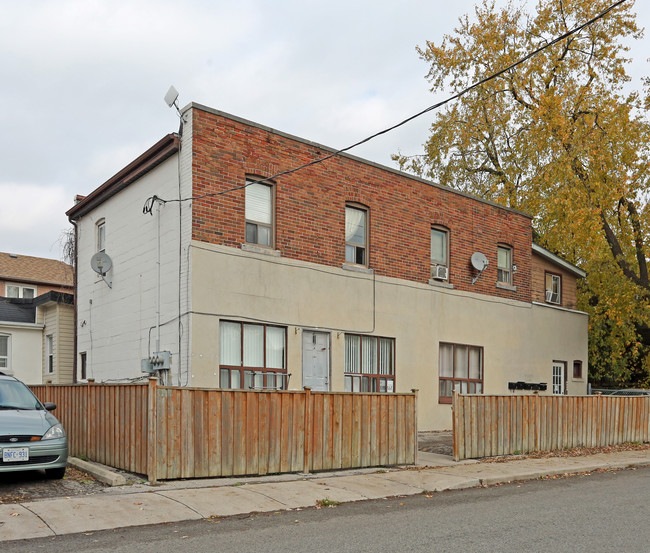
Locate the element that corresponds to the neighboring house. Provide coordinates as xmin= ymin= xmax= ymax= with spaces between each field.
xmin=0 ymin=253 xmax=75 ymax=384
xmin=67 ymin=103 xmax=588 ymax=430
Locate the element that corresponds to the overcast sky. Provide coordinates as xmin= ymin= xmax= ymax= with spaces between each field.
xmin=1 ymin=0 xmax=647 ymax=262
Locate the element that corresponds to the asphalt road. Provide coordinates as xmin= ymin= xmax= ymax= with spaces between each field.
xmin=5 ymin=466 xmax=649 ymax=553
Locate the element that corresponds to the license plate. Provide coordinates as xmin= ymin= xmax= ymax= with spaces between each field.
xmin=3 ymin=447 xmax=29 ymax=462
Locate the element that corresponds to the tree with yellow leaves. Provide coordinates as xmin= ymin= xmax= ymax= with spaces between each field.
xmin=396 ymin=0 xmax=649 ymax=386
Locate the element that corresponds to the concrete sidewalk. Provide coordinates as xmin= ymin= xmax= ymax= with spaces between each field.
xmin=1 ymin=449 xmax=648 ymax=542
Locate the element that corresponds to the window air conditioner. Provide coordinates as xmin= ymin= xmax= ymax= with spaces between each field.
xmin=433 ymin=265 xmax=449 ymax=280
xmin=546 ymin=290 xmax=559 ymax=303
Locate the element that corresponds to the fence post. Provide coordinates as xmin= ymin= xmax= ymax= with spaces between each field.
xmin=452 ymin=390 xmax=460 ymax=462
xmin=411 ymin=389 xmax=419 ymax=465
xmin=303 ymin=387 xmax=312 ymax=474
xmin=147 ymin=377 xmax=158 ymax=483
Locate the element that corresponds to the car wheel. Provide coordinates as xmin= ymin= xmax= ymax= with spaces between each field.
xmin=45 ymin=467 xmax=66 ymax=479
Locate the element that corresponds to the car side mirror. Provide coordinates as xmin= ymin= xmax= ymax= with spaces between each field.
xmin=43 ymin=402 xmax=57 ymax=411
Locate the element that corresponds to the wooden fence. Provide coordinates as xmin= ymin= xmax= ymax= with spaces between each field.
xmin=32 ymin=379 xmax=417 ymax=481
xmin=452 ymin=392 xmax=650 ymax=461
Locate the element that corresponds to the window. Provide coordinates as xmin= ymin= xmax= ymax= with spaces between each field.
xmin=439 ymin=343 xmax=483 ymax=404
xmin=573 ymin=360 xmax=583 ymax=379
xmin=345 ymin=204 xmax=368 ymax=266
xmin=497 ymin=245 xmax=512 ymax=285
xmin=46 ymin=335 xmax=54 ymax=373
xmin=6 ymin=284 xmax=36 ymax=299
xmin=431 ymin=226 xmax=449 ymax=280
xmin=79 ymin=352 xmax=87 ymax=381
xmin=219 ymin=321 xmax=287 ymax=389
xmin=0 ymin=335 xmax=9 ymax=370
xmin=97 ymin=219 xmax=106 ymax=252
xmin=545 ymin=273 xmax=561 ymax=304
xmin=245 ymin=179 xmax=273 ymax=247
xmin=344 ymin=334 xmax=394 ymax=393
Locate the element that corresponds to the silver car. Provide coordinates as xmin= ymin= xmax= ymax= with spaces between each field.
xmin=0 ymin=372 xmax=68 ymax=478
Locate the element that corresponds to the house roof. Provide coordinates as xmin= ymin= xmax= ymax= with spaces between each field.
xmin=0 ymin=298 xmax=36 ymax=324
xmin=532 ymin=243 xmax=586 ymax=278
xmin=67 ymin=134 xmax=180 ymax=220
xmin=0 ymin=252 xmax=73 ymax=288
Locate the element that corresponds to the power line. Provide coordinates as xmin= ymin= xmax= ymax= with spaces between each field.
xmin=143 ymin=0 xmax=628 ymax=214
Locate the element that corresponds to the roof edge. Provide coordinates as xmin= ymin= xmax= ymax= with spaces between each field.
xmin=532 ymin=243 xmax=586 ymax=278
xmin=67 ymin=134 xmax=179 ymax=220
xmin=183 ymin=102 xmax=533 ymax=220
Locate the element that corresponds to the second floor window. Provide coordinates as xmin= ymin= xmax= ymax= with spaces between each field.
xmin=497 ymin=245 xmax=512 ymax=285
xmin=545 ymin=273 xmax=561 ymax=304
xmin=431 ymin=227 xmax=449 ymax=280
xmin=97 ymin=220 xmax=106 ymax=252
xmin=345 ymin=204 xmax=368 ymax=265
xmin=6 ymin=284 xmax=36 ymax=299
xmin=245 ymin=179 xmax=273 ymax=247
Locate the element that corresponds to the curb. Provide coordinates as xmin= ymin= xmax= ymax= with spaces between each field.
xmin=68 ymin=457 xmax=127 ymax=486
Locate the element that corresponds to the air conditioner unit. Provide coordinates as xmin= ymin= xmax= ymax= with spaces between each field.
xmin=433 ymin=265 xmax=448 ymax=280
xmin=546 ymin=290 xmax=559 ymax=303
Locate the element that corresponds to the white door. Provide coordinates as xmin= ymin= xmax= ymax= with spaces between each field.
xmin=302 ymin=331 xmax=330 ymax=391
xmin=552 ymin=362 xmax=565 ymax=395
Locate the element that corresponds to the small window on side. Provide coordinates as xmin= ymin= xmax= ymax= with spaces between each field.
xmin=431 ymin=226 xmax=449 ymax=280
xmin=545 ymin=273 xmax=561 ymax=304
xmin=573 ymin=360 xmax=583 ymax=379
xmin=97 ymin=219 xmax=106 ymax=252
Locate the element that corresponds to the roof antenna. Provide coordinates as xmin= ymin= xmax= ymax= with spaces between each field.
xmin=164 ymin=85 xmax=181 ymax=115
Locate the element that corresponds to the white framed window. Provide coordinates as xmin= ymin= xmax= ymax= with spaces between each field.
xmin=497 ymin=245 xmax=513 ymax=285
xmin=545 ymin=273 xmax=561 ymax=304
xmin=439 ymin=343 xmax=483 ymax=404
xmin=46 ymin=335 xmax=54 ymax=374
xmin=344 ymin=334 xmax=395 ymax=393
xmin=97 ymin=219 xmax=106 ymax=252
xmin=5 ymin=283 xmax=36 ymax=299
xmin=245 ymin=179 xmax=274 ymax=247
xmin=345 ymin=204 xmax=368 ymax=266
xmin=0 ymin=334 xmax=10 ymax=371
xmin=219 ymin=321 xmax=287 ymax=389
xmin=431 ymin=226 xmax=449 ymax=280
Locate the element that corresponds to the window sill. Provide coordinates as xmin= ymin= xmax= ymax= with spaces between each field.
xmin=341 ymin=263 xmax=374 ymax=275
xmin=496 ymin=282 xmax=517 ymax=292
xmin=241 ymin=243 xmax=282 ymax=257
xmin=428 ymin=278 xmax=454 ymax=289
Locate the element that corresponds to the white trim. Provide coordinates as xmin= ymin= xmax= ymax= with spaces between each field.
xmin=0 ymin=322 xmax=45 ymax=330
xmin=532 ymin=301 xmax=588 ymax=315
xmin=532 ymin=243 xmax=586 ymax=277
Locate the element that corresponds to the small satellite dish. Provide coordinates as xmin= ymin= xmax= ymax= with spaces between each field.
xmin=164 ymin=85 xmax=179 ymax=108
xmin=90 ymin=252 xmax=113 ymax=276
xmin=470 ymin=252 xmax=489 ymax=271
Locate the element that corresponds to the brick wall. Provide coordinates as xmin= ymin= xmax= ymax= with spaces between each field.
xmin=191 ymin=107 xmax=533 ymax=303
xmin=531 ymin=253 xmax=578 ymax=309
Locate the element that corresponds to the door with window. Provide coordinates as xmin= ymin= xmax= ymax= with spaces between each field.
xmin=302 ymin=331 xmax=330 ymax=391
xmin=552 ymin=361 xmax=566 ymax=395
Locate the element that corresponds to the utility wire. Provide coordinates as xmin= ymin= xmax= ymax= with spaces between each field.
xmin=143 ymin=0 xmax=627 ymax=215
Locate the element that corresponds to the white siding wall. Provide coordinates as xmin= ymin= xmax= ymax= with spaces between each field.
xmin=75 ymin=155 xmax=190 ymax=383
xmin=0 ymin=324 xmax=43 ymax=384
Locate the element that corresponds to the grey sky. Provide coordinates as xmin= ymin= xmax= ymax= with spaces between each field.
xmin=0 ymin=0 xmax=647 ymax=261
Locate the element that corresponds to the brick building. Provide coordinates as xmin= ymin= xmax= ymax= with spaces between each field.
xmin=67 ymin=103 xmax=587 ymax=430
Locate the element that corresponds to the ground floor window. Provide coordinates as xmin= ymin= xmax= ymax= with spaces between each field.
xmin=344 ymin=334 xmax=395 ymax=393
xmin=219 ymin=321 xmax=287 ymax=390
xmin=0 ymin=334 xmax=9 ymax=370
xmin=439 ymin=342 xmax=483 ymax=404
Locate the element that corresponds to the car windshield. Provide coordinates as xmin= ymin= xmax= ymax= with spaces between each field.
xmin=0 ymin=380 xmax=43 ymax=410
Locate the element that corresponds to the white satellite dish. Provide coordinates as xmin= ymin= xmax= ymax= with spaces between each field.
xmin=164 ymin=85 xmax=179 ymax=108
xmin=470 ymin=252 xmax=489 ymax=271
xmin=90 ymin=252 xmax=113 ymax=276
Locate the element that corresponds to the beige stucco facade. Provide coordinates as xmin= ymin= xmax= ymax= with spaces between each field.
xmin=188 ymin=242 xmax=588 ymax=430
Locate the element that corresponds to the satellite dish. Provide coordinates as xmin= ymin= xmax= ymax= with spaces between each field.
xmin=470 ymin=252 xmax=489 ymax=271
xmin=164 ymin=85 xmax=179 ymax=108
xmin=90 ymin=252 xmax=113 ymax=276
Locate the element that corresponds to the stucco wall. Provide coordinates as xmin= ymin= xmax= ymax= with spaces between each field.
xmin=188 ymin=242 xmax=588 ymax=430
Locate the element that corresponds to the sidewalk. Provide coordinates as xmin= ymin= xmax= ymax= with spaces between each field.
xmin=1 ymin=449 xmax=648 ymax=542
